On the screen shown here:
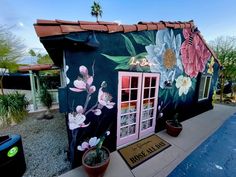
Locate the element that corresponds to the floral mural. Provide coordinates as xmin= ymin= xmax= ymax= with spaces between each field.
xmin=68 ymin=63 xmax=115 ymax=164
xmin=181 ymin=28 xmax=211 ymax=78
xmin=145 ymin=29 xmax=183 ymax=89
xmin=175 ymin=75 xmax=192 ymax=96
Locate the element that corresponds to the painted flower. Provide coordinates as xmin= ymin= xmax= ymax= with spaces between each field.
xmin=145 ymin=29 xmax=183 ymax=88
xmin=98 ymin=88 xmax=115 ymax=109
xmin=181 ymin=28 xmax=211 ymax=78
xmin=70 ymin=65 xmax=96 ymax=93
xmin=175 ymin=75 xmax=192 ymax=96
xmin=65 ymin=65 xmax=70 ymax=85
xmin=77 ymin=137 xmax=100 ymax=151
xmin=207 ymin=57 xmax=215 ymax=74
xmin=68 ymin=105 xmax=90 ymax=130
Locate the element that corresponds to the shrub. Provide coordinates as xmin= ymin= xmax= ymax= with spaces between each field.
xmin=0 ymin=92 xmax=29 ymax=125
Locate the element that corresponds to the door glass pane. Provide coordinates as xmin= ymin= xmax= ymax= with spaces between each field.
xmin=198 ymin=76 xmax=205 ymax=99
xmin=141 ymin=121 xmax=148 ymax=130
xmin=143 ymin=99 xmax=149 ymax=109
xmin=149 ymin=99 xmax=154 ymax=108
xmin=204 ymin=77 xmax=211 ymax=98
xmin=149 ymin=109 xmax=154 ymax=117
xmin=144 ymin=88 xmax=149 ymax=98
xmin=122 ymin=90 xmax=129 ymax=101
xmin=122 ymin=76 xmax=130 ymax=89
xmin=121 ymin=103 xmax=128 ymax=114
xmin=150 ymin=88 xmax=155 ymax=97
xmin=129 ymin=113 xmax=136 ymax=124
xmin=147 ymin=119 xmax=153 ymax=128
xmin=121 ymin=115 xmax=129 ymax=126
xmin=151 ymin=77 xmax=156 ymax=87
xmin=131 ymin=77 xmax=138 ymax=88
xmin=144 ymin=77 xmax=150 ymax=87
xmin=120 ymin=126 xmax=128 ymax=138
xmin=129 ymin=125 xmax=136 ymax=135
xmin=131 ymin=89 xmax=138 ymax=100
xmin=142 ymin=110 xmax=149 ymax=120
xmin=129 ymin=101 xmax=137 ymax=112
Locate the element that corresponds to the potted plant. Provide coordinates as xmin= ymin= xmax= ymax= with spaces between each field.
xmin=166 ymin=113 xmax=183 ymax=137
xmin=39 ymin=83 xmax=53 ymax=119
xmin=78 ymin=131 xmax=110 ymax=177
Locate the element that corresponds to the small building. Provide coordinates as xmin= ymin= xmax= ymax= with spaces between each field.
xmin=34 ymin=19 xmax=220 ymax=166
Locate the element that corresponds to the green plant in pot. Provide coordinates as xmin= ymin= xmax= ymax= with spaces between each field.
xmin=39 ymin=83 xmax=53 ymax=119
xmin=166 ymin=113 xmax=183 ymax=137
xmin=78 ymin=131 xmax=110 ymax=177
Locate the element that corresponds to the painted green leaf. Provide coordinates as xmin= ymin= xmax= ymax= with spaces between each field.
xmin=141 ymin=66 xmax=151 ymax=72
xmin=115 ymin=63 xmax=130 ymax=70
xmin=158 ymin=88 xmax=165 ymax=97
xmin=145 ymin=31 xmax=155 ymax=44
xmin=121 ymin=34 xmax=136 ymax=56
xmin=101 ymin=54 xmax=130 ymax=64
xmin=135 ymin=52 xmax=148 ymax=59
xmin=131 ymin=33 xmax=152 ymax=46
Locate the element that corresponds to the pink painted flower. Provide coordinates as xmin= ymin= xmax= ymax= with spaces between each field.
xmin=98 ymin=88 xmax=115 ymax=109
xmin=69 ymin=65 xmax=96 ymax=93
xmin=181 ymin=28 xmax=211 ymax=78
xmin=92 ymin=109 xmax=102 ymax=115
xmin=77 ymin=137 xmax=100 ymax=151
xmin=68 ymin=105 xmax=90 ymax=130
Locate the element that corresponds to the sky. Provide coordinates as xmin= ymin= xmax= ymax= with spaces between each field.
xmin=1 ymin=0 xmax=236 ymax=53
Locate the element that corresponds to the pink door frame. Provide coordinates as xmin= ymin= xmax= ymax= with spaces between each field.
xmin=117 ymin=72 xmax=160 ymax=147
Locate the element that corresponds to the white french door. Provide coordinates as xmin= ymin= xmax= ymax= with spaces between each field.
xmin=117 ymin=72 xmax=160 ymax=147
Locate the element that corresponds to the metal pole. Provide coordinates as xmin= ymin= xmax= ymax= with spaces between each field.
xmin=29 ymin=70 xmax=37 ymax=111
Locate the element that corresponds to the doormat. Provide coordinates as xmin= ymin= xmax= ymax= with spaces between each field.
xmin=118 ymin=134 xmax=171 ymax=169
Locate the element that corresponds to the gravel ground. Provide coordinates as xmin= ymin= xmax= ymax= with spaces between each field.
xmin=0 ymin=110 xmax=71 ymax=177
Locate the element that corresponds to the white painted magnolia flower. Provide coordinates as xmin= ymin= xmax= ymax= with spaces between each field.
xmin=65 ymin=65 xmax=70 ymax=85
xmin=98 ymin=88 xmax=115 ymax=109
xmin=68 ymin=105 xmax=90 ymax=130
xmin=175 ymin=75 xmax=192 ymax=96
xmin=70 ymin=65 xmax=96 ymax=93
xmin=145 ymin=29 xmax=183 ymax=88
xmin=77 ymin=137 xmax=100 ymax=151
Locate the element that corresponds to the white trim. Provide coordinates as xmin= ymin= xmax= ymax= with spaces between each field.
xmin=198 ymin=75 xmax=212 ymax=101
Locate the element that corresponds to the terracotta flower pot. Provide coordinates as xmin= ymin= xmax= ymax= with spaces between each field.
xmin=82 ymin=146 xmax=110 ymax=177
xmin=166 ymin=120 xmax=183 ymax=137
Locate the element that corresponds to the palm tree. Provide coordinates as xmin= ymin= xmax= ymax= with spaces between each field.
xmin=91 ymin=1 xmax=103 ymax=21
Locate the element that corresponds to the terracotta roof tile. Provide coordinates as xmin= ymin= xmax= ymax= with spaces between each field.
xmin=147 ymin=24 xmax=157 ymax=30
xmin=78 ymin=21 xmax=99 ymax=25
xmin=107 ymin=25 xmax=123 ymax=33
xmin=123 ymin=25 xmax=137 ymax=33
xmin=34 ymin=19 xmax=219 ymax=64
xmin=55 ymin=19 xmax=79 ymax=25
xmin=80 ymin=24 xmax=108 ymax=31
xmin=37 ymin=19 xmax=58 ymax=25
xmin=35 ymin=19 xmax=197 ymax=38
xmin=136 ymin=24 xmax=148 ymax=31
xmin=18 ymin=64 xmax=54 ymax=72
xmin=61 ymin=25 xmax=85 ymax=33
xmin=34 ymin=26 xmax=62 ymax=37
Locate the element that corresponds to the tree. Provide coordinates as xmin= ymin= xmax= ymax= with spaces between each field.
xmin=209 ymin=36 xmax=236 ymax=102
xmin=37 ymin=54 xmax=53 ymax=64
xmin=28 ymin=49 xmax=53 ymax=64
xmin=91 ymin=1 xmax=103 ymax=21
xmin=0 ymin=26 xmax=25 ymax=95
